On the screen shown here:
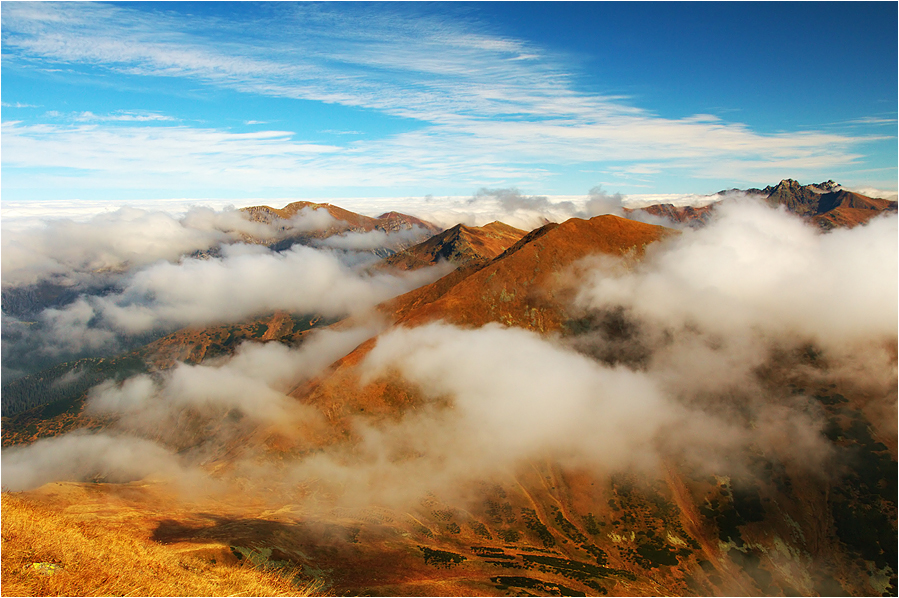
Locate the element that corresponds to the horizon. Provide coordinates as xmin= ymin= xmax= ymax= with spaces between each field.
xmin=2 ymin=2 xmax=897 ymax=211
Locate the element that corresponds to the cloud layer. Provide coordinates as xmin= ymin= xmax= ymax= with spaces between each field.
xmin=0 ymin=205 xmax=335 ymax=289
xmin=2 ymin=201 xmax=894 ymax=516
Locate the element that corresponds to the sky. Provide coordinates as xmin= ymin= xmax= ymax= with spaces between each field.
xmin=2 ymin=1 xmax=897 ymax=212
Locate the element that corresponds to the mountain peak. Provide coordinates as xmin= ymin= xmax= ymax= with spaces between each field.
xmin=375 ymin=220 xmax=528 ymax=272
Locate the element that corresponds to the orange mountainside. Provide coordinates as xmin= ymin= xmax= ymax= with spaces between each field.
xmin=2 ymin=198 xmax=896 ymax=597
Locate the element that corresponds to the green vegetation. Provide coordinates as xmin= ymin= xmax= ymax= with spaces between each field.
xmin=2 ymin=354 xmax=148 ymax=419
xmin=468 ymin=521 xmax=492 ymax=539
xmin=522 ymin=508 xmax=555 ymax=548
xmin=485 ymin=499 xmax=516 ymax=525
xmin=520 ymin=553 xmax=635 ymax=586
xmin=418 ymin=546 xmax=466 ymax=568
xmin=497 ymin=529 xmax=520 ymax=543
xmin=552 ymin=508 xmax=587 ymax=544
xmin=633 ymin=537 xmax=679 ymax=568
xmin=471 ymin=546 xmax=513 ymax=559
xmin=582 ymin=513 xmax=604 ymax=535
xmin=829 ymin=415 xmax=897 ymax=572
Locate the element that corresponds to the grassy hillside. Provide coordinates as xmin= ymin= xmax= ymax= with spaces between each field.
xmin=1 ymin=492 xmax=317 ymax=597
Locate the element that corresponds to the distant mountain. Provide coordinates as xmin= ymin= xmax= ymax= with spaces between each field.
xmin=622 ymin=203 xmax=716 ymax=227
xmin=1 ymin=202 xmax=442 ymax=321
xmin=375 ymin=221 xmax=528 ymax=271
xmin=626 ymin=179 xmax=897 ymax=229
xmin=242 ymin=200 xmax=442 ymax=252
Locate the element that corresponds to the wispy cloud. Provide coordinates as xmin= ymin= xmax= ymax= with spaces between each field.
xmin=0 ymin=2 xmax=884 ymax=193
xmin=2 ymin=101 xmax=41 ymax=108
xmin=838 ymin=116 xmax=898 ymax=127
xmin=71 ymin=111 xmax=178 ymax=122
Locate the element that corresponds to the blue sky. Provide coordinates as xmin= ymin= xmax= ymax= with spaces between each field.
xmin=2 ymin=1 xmax=896 ymax=206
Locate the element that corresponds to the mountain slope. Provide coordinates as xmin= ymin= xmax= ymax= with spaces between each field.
xmin=3 ymin=202 xmax=895 ymax=597
xmin=622 ymin=204 xmax=715 ymax=227
xmin=287 ymin=215 xmax=674 ymax=458
xmin=277 ymin=213 xmax=896 ymax=596
xmin=812 ymin=189 xmax=899 ymax=230
xmin=376 ymin=221 xmax=528 ymax=271
xmin=386 ymin=215 xmax=671 ymax=331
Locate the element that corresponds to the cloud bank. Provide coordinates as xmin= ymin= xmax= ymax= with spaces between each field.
xmin=27 ymin=244 xmax=448 ymax=357
xmin=2 ymin=200 xmax=894 ymax=515
xmin=0 ymin=205 xmax=339 ymax=289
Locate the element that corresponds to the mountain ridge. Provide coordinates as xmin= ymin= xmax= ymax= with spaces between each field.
xmin=2 ymin=189 xmax=896 ymax=597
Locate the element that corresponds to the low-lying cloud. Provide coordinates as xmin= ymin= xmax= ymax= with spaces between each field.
xmin=0 ymin=204 xmax=351 ymax=293
xmin=575 ymin=200 xmax=898 ymax=346
xmin=2 ymin=197 xmax=894 ymax=515
xmin=1 ymin=326 xmax=378 ymax=492
xmin=33 ymin=243 xmax=450 ymax=355
xmin=313 ymin=225 xmax=430 ymax=251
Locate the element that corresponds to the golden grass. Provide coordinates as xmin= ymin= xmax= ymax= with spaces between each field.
xmin=1 ymin=493 xmax=317 ymax=597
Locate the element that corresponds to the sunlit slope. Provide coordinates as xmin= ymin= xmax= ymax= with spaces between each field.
xmin=376 ymin=221 xmax=528 ymax=271
xmin=3 ymin=206 xmax=895 ymax=597
xmin=387 ymin=214 xmax=672 ymax=330
xmin=1 ymin=490 xmax=316 ymax=597
xmin=280 ymin=213 xmax=896 ymax=596
xmin=292 ymin=215 xmax=673 ymax=425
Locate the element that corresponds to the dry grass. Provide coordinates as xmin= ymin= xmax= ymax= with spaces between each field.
xmin=1 ymin=493 xmax=317 ymax=597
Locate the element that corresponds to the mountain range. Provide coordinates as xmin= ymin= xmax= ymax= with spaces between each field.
xmin=624 ymin=179 xmax=897 ymax=229
xmin=2 ymin=181 xmax=896 ymax=597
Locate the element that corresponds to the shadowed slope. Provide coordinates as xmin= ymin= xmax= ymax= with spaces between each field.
xmin=623 ymin=180 xmax=897 ymax=230
xmin=623 ymin=204 xmax=715 ymax=227
xmin=812 ymin=190 xmax=898 ymax=230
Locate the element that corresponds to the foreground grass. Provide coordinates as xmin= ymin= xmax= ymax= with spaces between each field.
xmin=1 ymin=493 xmax=316 ymax=597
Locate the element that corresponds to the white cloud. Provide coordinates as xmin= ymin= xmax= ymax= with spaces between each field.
xmin=314 ymin=226 xmax=431 ymax=251
xmin=2 ymin=199 xmax=892 ymax=509
xmin=0 ymin=2 xmax=880 ymax=193
xmin=574 ymin=200 xmax=898 ymax=347
xmin=0 ymin=205 xmax=323 ymax=288
xmin=0 ymin=432 xmax=195 ymax=491
xmin=71 ymin=110 xmax=177 ymax=122
xmin=26 ymin=242 xmax=452 ymax=356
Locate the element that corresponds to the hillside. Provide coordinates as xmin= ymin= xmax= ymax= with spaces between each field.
xmin=386 ymin=215 xmax=670 ymax=330
xmin=270 ymin=214 xmax=896 ymax=595
xmin=376 ymin=221 xmax=528 ymax=271
xmin=2 ymin=200 xmax=896 ymax=597
xmin=811 ymin=189 xmax=899 ymax=230
xmin=1 ymin=491 xmax=317 ymax=597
